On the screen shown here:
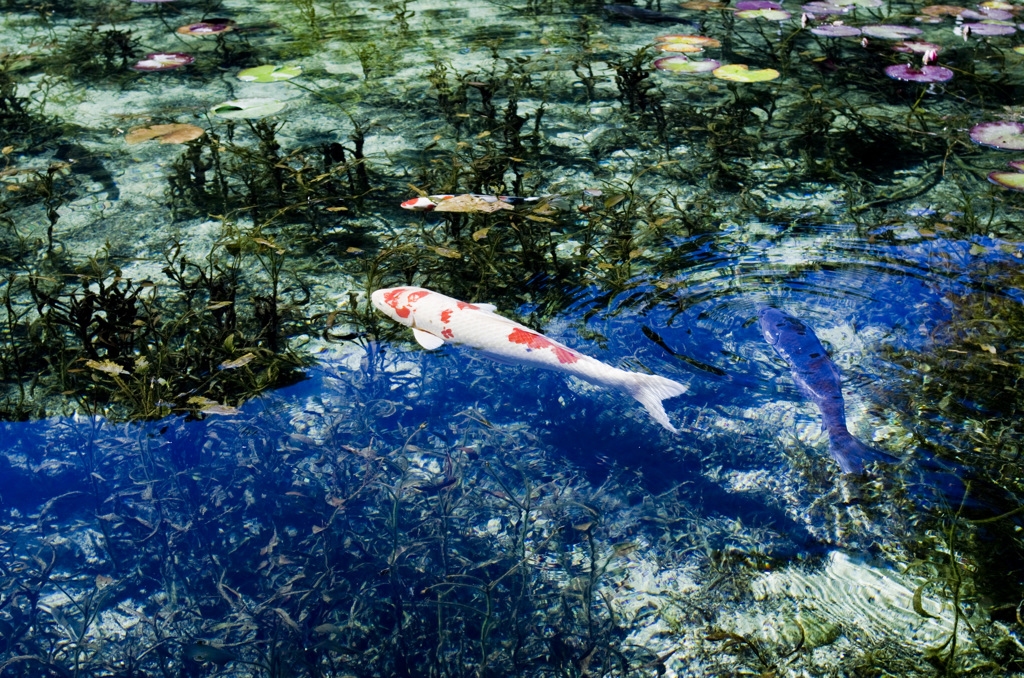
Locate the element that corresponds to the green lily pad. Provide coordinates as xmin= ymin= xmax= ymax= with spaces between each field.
xmin=735 ymin=8 xmax=792 ymax=19
xmin=210 ymin=98 xmax=286 ymax=119
xmin=237 ymin=64 xmax=302 ymax=83
xmin=712 ymin=64 xmax=780 ymax=82
xmin=988 ymin=171 xmax=1024 ymax=190
xmin=654 ymin=56 xmax=721 ymax=73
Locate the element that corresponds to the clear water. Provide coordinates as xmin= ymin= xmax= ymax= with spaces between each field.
xmin=1 ymin=0 xmax=1023 ymax=676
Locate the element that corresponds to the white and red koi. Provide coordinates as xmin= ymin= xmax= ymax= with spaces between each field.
xmin=371 ymin=286 xmax=687 ymax=432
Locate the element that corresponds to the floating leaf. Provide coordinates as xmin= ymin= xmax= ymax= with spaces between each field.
xmin=472 ymin=227 xmax=490 ymax=241
xmin=86 ymin=359 xmax=128 ymax=375
xmin=432 ymin=246 xmax=462 ymax=259
xmin=130 ymin=52 xmax=194 ymax=71
xmin=177 ymin=20 xmax=236 ymax=35
xmin=655 ymin=34 xmax=721 ymax=52
xmin=810 ymin=25 xmax=862 ymax=37
xmin=219 ymin=353 xmax=257 ymax=370
xmin=654 ymin=56 xmax=721 ymax=73
xmin=962 ymin=21 xmax=1017 ymax=36
xmin=861 ymin=24 xmax=924 ymax=39
xmin=734 ymin=0 xmax=782 ymax=8
xmin=988 ymin=171 xmax=1024 ymax=190
xmin=736 ymin=8 xmax=792 ymax=20
xmin=712 ymin=64 xmax=780 ymax=82
xmin=210 ymin=98 xmax=286 ymax=119
xmin=970 ymin=121 xmax=1024 ymax=150
xmin=125 ymin=123 xmax=204 ymax=145
xmin=884 ymin=64 xmax=954 ymax=82
xmin=800 ymin=1 xmax=850 ymax=14
xmin=961 ymin=7 xmax=1013 ymax=20
xmin=892 ymin=40 xmax=942 ymax=54
xmin=238 ymin=64 xmax=303 ymax=82
xmin=187 ymin=396 xmax=240 ymax=415
xmin=920 ymin=4 xmax=967 ymax=16
xmin=679 ymin=0 xmax=729 ymax=8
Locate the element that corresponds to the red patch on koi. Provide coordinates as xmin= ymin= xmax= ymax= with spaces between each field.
xmin=407 ymin=290 xmax=430 ymax=303
xmin=441 ymin=328 xmax=454 ymax=339
xmin=507 ymin=328 xmax=579 ymax=364
xmin=440 ymin=308 xmax=453 ymax=323
xmin=457 ymin=301 xmax=479 ymax=310
xmin=382 ymin=288 xmax=411 ymax=318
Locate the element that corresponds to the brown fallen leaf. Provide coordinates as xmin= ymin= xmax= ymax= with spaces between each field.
xmin=125 ymin=123 xmax=205 ymax=145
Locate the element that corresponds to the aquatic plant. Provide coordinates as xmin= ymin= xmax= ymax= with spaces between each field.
xmin=50 ymin=24 xmax=140 ymax=80
xmin=610 ymin=46 xmax=660 ymax=114
xmin=0 ymin=54 xmax=59 ymax=149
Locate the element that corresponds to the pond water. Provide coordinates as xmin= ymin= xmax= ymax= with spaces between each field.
xmin=1 ymin=0 xmax=1023 ymax=676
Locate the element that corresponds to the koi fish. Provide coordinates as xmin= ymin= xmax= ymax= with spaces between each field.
xmin=400 ymin=193 xmax=563 ymax=212
xmin=758 ymin=306 xmax=898 ymax=474
xmin=371 ymin=287 xmax=688 ymax=432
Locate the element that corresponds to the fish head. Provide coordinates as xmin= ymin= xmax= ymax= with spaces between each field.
xmin=400 ymin=197 xmax=436 ymax=211
xmin=757 ymin=306 xmax=797 ymax=346
xmin=371 ymin=287 xmax=434 ymax=326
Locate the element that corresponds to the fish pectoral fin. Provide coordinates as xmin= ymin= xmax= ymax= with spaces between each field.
xmin=413 ymin=328 xmax=446 ymax=350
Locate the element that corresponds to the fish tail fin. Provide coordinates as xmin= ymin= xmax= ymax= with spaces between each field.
xmin=625 ymin=373 xmax=688 ymax=433
xmin=828 ymin=432 xmax=898 ymax=474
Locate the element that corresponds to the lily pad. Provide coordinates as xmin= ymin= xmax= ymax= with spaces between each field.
xmin=810 ymin=24 xmax=862 ymax=36
xmin=961 ymin=7 xmax=1013 ymax=20
xmin=679 ymin=0 xmax=729 ymax=8
xmin=970 ymin=121 xmax=1024 ymax=150
xmin=962 ymin=21 xmax=1017 ymax=35
xmin=1009 ymin=160 xmax=1024 ymax=171
xmin=981 ymin=0 xmax=1015 ymax=8
xmin=210 ymin=98 xmax=286 ymax=119
xmin=884 ymin=64 xmax=953 ymax=81
xmin=801 ymin=1 xmax=850 ymax=14
xmin=736 ymin=8 xmax=792 ymax=19
xmin=892 ymin=40 xmax=941 ymax=53
xmin=656 ymin=42 xmax=704 ymax=52
xmin=919 ymin=4 xmax=967 ymax=16
xmin=125 ymin=123 xmax=204 ymax=145
xmin=988 ymin=171 xmax=1024 ymax=190
xmin=130 ymin=52 xmax=194 ymax=71
xmin=237 ymin=64 xmax=303 ymax=82
xmin=861 ymin=24 xmax=924 ymax=39
xmin=712 ymin=64 xmax=780 ymax=81
xmin=177 ymin=20 xmax=235 ymax=35
xmin=734 ymin=0 xmax=782 ymax=9
xmin=654 ymin=56 xmax=721 ymax=72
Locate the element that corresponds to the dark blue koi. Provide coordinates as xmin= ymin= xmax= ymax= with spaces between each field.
xmin=758 ymin=306 xmax=898 ymax=474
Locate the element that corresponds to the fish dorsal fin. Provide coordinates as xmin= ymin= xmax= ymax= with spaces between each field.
xmin=413 ymin=328 xmax=446 ymax=350
xmin=474 ymin=302 xmax=499 ymax=313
